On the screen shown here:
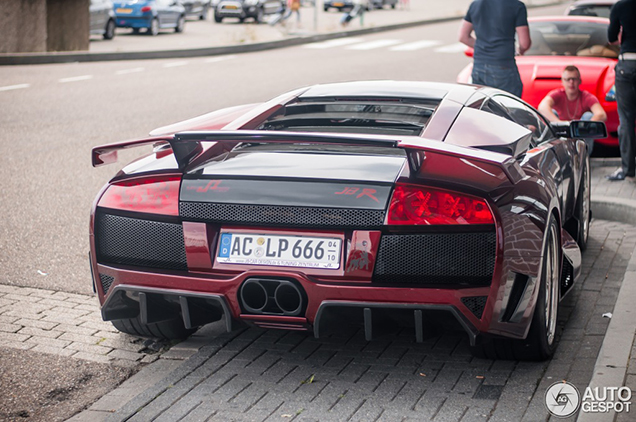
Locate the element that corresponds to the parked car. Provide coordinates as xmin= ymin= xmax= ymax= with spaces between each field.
xmin=113 ymin=0 xmax=186 ymax=35
xmin=371 ymin=0 xmax=397 ymax=9
xmin=90 ymin=0 xmax=116 ymax=40
xmin=323 ymin=0 xmax=372 ymax=12
xmin=565 ymin=0 xmax=617 ymax=18
xmin=458 ymin=16 xmax=619 ymax=147
xmin=90 ymin=80 xmax=605 ymax=361
xmin=181 ymin=0 xmax=211 ymax=19
xmin=214 ymin=0 xmax=284 ymax=23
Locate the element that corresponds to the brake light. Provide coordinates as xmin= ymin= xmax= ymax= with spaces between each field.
xmin=387 ymin=184 xmax=494 ymax=225
xmin=141 ymin=6 xmax=152 ymax=12
xmin=98 ymin=177 xmax=181 ymax=216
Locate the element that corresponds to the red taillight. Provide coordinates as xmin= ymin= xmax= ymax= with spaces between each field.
xmin=141 ymin=6 xmax=152 ymax=12
xmin=387 ymin=184 xmax=494 ymax=225
xmin=98 ymin=177 xmax=180 ymax=216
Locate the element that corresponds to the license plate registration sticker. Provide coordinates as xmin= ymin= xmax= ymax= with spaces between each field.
xmin=217 ymin=233 xmax=342 ymax=269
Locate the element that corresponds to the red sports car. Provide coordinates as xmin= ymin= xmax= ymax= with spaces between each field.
xmin=458 ymin=16 xmax=619 ymax=147
xmin=90 ymin=81 xmax=606 ymax=360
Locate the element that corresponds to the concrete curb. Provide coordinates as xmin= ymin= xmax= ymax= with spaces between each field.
xmin=592 ymin=197 xmax=636 ymax=226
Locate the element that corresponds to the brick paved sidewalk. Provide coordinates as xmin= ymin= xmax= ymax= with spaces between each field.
xmin=0 ymin=285 xmax=164 ymax=367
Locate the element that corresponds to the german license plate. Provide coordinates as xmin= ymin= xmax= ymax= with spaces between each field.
xmin=116 ymin=8 xmax=132 ymax=13
xmin=217 ymin=233 xmax=342 ymax=269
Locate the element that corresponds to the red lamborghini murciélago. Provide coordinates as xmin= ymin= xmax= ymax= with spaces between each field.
xmin=90 ymin=81 xmax=606 ymax=360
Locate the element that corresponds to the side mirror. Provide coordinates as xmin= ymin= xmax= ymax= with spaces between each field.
xmin=551 ymin=120 xmax=607 ymax=139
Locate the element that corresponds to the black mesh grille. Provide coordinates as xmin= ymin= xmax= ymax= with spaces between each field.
xmin=99 ymin=273 xmax=114 ymax=295
xmin=95 ymin=213 xmax=187 ymax=271
xmin=561 ymin=258 xmax=574 ymax=294
xmin=180 ymin=202 xmax=385 ymax=228
xmin=373 ymin=232 xmax=496 ymax=285
xmin=461 ymin=296 xmax=488 ymax=319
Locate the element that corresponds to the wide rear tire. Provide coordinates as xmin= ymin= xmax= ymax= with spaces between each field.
xmin=112 ymin=316 xmax=195 ymax=340
xmin=470 ymin=215 xmax=561 ymax=361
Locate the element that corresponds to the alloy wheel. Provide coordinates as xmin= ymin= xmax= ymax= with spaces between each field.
xmin=544 ymin=223 xmax=559 ymax=346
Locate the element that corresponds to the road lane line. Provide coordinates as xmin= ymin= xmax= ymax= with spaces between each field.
xmin=303 ymin=38 xmax=366 ymax=49
xmin=116 ymin=67 xmax=145 ymax=75
xmin=346 ymin=39 xmax=403 ymax=50
xmin=59 ymin=75 xmax=93 ymax=83
xmin=0 ymin=83 xmax=30 ymax=92
xmin=163 ymin=61 xmax=188 ymax=68
xmin=390 ymin=40 xmax=442 ymax=51
xmin=434 ymin=43 xmax=467 ymax=53
xmin=204 ymin=55 xmax=237 ymax=63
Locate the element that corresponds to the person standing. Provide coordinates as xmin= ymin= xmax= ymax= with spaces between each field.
xmin=458 ymin=0 xmax=531 ymax=98
xmin=341 ymin=0 xmax=366 ymax=27
xmin=538 ymin=65 xmax=607 ymax=155
xmin=606 ymin=0 xmax=636 ymax=181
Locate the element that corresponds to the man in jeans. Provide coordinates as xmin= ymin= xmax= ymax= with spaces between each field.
xmin=606 ymin=0 xmax=636 ymax=181
xmin=458 ymin=0 xmax=531 ymax=98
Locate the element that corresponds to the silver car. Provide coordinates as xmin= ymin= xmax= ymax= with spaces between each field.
xmin=90 ymin=0 xmax=116 ymax=40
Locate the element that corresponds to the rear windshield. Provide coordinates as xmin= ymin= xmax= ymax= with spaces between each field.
xmin=257 ymin=98 xmax=438 ymax=136
xmin=526 ymin=21 xmax=619 ymax=58
xmin=568 ymin=5 xmax=612 ymax=19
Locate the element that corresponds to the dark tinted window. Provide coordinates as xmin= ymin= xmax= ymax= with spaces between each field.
xmin=491 ymin=95 xmax=551 ymax=145
xmin=258 ymin=99 xmax=438 ymax=136
xmin=567 ymin=5 xmax=612 ymax=18
xmin=526 ymin=20 xmax=619 ymax=58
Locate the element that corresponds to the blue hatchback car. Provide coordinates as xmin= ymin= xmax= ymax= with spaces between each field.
xmin=113 ymin=0 xmax=186 ymax=35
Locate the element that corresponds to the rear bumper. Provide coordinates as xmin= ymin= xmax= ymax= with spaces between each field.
xmin=92 ymin=254 xmax=536 ymax=345
xmin=115 ymin=16 xmax=152 ymax=28
xmin=99 ymin=278 xmax=482 ymax=345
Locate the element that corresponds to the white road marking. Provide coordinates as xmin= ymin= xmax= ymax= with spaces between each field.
xmin=116 ymin=67 xmax=145 ymax=75
xmin=59 ymin=75 xmax=93 ymax=83
xmin=163 ymin=61 xmax=188 ymax=68
xmin=0 ymin=83 xmax=30 ymax=92
xmin=390 ymin=40 xmax=442 ymax=51
xmin=204 ymin=55 xmax=237 ymax=63
xmin=303 ymin=38 xmax=366 ymax=49
xmin=346 ymin=39 xmax=403 ymax=50
xmin=434 ymin=43 xmax=467 ymax=53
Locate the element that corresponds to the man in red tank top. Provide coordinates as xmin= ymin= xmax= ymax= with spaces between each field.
xmin=538 ymin=65 xmax=607 ymax=155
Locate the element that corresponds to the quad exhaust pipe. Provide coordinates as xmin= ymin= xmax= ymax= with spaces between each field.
xmin=239 ymin=278 xmax=305 ymax=316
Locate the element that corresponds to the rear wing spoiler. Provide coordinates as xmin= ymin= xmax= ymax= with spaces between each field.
xmin=92 ymin=130 xmax=399 ymax=169
xmin=92 ymin=130 xmax=524 ymax=187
